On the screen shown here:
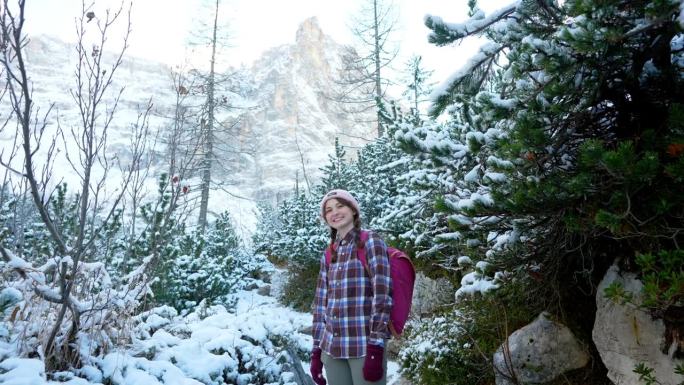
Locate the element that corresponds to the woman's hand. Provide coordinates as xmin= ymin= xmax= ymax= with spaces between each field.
xmin=362 ymin=344 xmax=384 ymax=382
xmin=310 ymin=348 xmax=327 ymax=385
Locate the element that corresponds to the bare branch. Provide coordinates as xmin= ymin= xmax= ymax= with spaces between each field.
xmin=1 ymin=0 xmax=68 ymax=254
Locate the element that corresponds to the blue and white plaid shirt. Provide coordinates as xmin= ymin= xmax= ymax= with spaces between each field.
xmin=312 ymin=228 xmax=392 ymax=358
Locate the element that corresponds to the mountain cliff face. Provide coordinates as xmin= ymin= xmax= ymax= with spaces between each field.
xmin=224 ymin=17 xmax=374 ymax=201
xmin=0 ymin=18 xmax=374 ymax=235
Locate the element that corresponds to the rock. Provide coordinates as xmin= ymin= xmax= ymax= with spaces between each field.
xmin=386 ymin=338 xmax=402 ymax=359
xmin=411 ymin=272 xmax=454 ymax=316
xmin=257 ymin=284 xmax=271 ymax=296
xmin=244 ymin=282 xmax=260 ymax=291
xmin=270 ymin=268 xmax=288 ymax=299
xmin=236 ymin=17 xmax=376 ymax=201
xmin=493 ymin=312 xmax=589 ymax=385
xmin=593 ymin=263 xmax=684 ymax=385
xmin=299 ymin=325 xmax=314 ymax=336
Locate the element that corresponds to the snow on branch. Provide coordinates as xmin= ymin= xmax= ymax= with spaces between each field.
xmin=1 ymin=244 xmax=152 ymax=365
xmin=424 ymin=1 xmax=520 ymax=45
xmin=429 ymin=42 xmax=505 ymax=117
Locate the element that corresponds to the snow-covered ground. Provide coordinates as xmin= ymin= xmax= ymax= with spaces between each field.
xmin=0 ymin=286 xmax=402 ymax=385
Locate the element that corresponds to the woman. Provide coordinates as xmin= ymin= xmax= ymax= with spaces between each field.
xmin=310 ymin=189 xmax=392 ymax=385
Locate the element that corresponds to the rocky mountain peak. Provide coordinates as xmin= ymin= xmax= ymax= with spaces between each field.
xmin=233 ymin=18 xmax=375 ymax=201
xmin=295 ymin=17 xmax=325 ymax=47
xmin=292 ymin=17 xmax=332 ymax=77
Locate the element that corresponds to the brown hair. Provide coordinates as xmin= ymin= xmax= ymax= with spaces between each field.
xmin=325 ymin=197 xmax=363 ymax=263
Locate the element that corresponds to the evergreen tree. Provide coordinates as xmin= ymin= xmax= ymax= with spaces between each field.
xmin=320 ymin=138 xmax=356 ymax=190
xmin=0 ymin=184 xmax=126 ymax=271
xmin=354 ymin=134 xmax=407 ymax=230
xmin=163 ymin=212 xmax=260 ymax=311
xmin=423 ymin=0 xmax=684 ymax=305
xmin=400 ymin=55 xmax=435 ymax=118
xmin=271 ymin=191 xmax=328 ymax=264
xmin=131 ymin=174 xmax=187 ymax=297
xmin=372 ymin=100 xmax=472 ymax=264
xmin=252 ymin=201 xmax=280 ymax=258
xmin=391 ymin=1 xmax=684 ymax=383
xmin=255 ymin=190 xmax=327 ymax=310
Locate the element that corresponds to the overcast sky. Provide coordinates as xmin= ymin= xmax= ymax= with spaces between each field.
xmin=24 ymin=0 xmax=505 ymax=83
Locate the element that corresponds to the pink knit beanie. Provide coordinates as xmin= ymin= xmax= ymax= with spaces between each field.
xmin=320 ymin=189 xmax=360 ymax=219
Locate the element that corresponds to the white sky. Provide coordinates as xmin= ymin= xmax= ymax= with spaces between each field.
xmin=24 ymin=0 xmax=507 ymax=84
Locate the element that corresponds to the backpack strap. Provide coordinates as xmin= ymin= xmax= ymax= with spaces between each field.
xmin=356 ymin=230 xmax=371 ymax=277
xmin=325 ymin=246 xmax=332 ymax=266
xmin=325 ymin=230 xmax=371 ymax=277
xmin=356 ymin=230 xmax=368 ymax=264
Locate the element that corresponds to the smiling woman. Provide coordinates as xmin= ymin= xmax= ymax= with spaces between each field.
xmin=311 ymin=189 xmax=393 ymax=385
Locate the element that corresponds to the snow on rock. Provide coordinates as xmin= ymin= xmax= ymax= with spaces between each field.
xmin=457 ymin=256 xmax=473 ymax=266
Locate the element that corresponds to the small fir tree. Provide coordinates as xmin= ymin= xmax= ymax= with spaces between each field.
xmin=400 ymin=55 xmax=435 ymax=118
xmin=320 ymin=138 xmax=356 ymax=191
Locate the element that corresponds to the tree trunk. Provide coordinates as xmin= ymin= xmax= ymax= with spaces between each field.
xmin=198 ymin=0 xmax=219 ymax=231
xmin=373 ymin=0 xmax=383 ymax=137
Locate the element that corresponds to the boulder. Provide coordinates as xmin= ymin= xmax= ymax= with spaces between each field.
xmin=257 ymin=284 xmax=271 ymax=296
xmin=593 ymin=263 xmax=684 ymax=385
xmin=270 ymin=268 xmax=288 ymax=300
xmin=244 ymin=282 xmax=260 ymax=291
xmin=411 ymin=272 xmax=454 ymax=316
xmin=493 ymin=312 xmax=589 ymax=385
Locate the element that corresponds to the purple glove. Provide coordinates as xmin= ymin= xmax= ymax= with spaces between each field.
xmin=310 ymin=348 xmax=326 ymax=385
xmin=363 ymin=344 xmax=384 ymax=382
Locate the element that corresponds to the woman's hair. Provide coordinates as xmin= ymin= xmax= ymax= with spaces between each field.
xmin=326 ymin=197 xmax=363 ymax=263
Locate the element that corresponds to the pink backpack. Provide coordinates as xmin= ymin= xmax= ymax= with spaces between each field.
xmin=325 ymin=230 xmax=416 ymax=338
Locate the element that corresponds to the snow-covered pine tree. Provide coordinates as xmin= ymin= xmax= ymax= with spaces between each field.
xmin=0 ymin=183 xmax=126 ymax=276
xmin=353 ymin=136 xmax=403 ymax=226
xmin=163 ymin=212 xmax=263 ymax=311
xmin=6 ymin=192 xmax=53 ymax=265
xmin=270 ymin=191 xmax=327 ymax=265
xmin=259 ymin=190 xmax=326 ymax=309
xmin=132 ymin=174 xmax=187 ymax=300
xmin=373 ymin=100 xmax=479 ymax=272
xmin=252 ymin=201 xmax=280 ymax=259
xmin=400 ymin=55 xmax=435 ymax=118
xmin=425 ymin=0 xmax=684 ymax=302
xmin=320 ymin=137 xmax=357 ymax=191
xmin=394 ymin=0 xmax=684 ymax=383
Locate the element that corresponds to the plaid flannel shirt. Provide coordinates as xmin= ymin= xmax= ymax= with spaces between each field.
xmin=312 ymin=228 xmax=392 ymax=359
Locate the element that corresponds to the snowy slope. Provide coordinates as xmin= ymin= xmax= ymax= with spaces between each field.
xmin=0 ymin=286 xmax=403 ymax=385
